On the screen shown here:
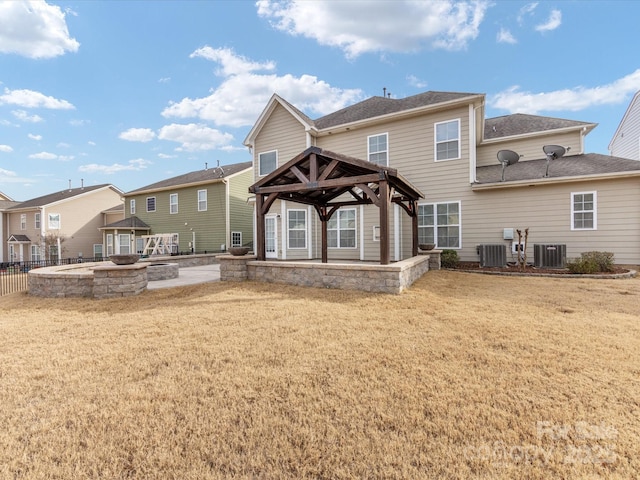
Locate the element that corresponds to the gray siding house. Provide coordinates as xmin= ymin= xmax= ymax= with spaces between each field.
xmin=609 ymin=90 xmax=640 ymax=160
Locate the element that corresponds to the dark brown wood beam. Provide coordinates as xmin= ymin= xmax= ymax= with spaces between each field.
xmin=253 ymin=173 xmax=382 ymax=194
xmin=379 ymin=180 xmax=390 ymax=265
xmin=318 ymin=159 xmax=339 ymax=181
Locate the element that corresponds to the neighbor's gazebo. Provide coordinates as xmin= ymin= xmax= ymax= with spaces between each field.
xmin=249 ymin=146 xmax=424 ymax=265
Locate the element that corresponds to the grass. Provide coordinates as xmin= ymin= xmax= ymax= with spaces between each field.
xmin=1 ymin=269 xmax=639 ymax=479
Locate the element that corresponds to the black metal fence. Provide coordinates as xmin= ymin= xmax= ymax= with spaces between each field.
xmin=0 ymin=257 xmax=107 ymax=297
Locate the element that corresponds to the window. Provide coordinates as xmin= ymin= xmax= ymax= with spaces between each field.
xmin=49 ymin=245 xmax=58 ymax=262
xmin=435 ymin=119 xmax=460 ymax=161
xmin=418 ymin=202 xmax=461 ymax=248
xmin=372 ymin=226 xmax=380 ymax=242
xmin=572 ymin=192 xmax=596 ymax=230
xmin=20 ymin=214 xmax=26 ymax=230
xmin=106 ymin=234 xmax=113 ymax=256
xmin=287 ymin=210 xmax=307 ymax=249
xmin=94 ymin=244 xmax=103 ymax=259
xmin=35 ymin=212 xmax=41 ymax=229
xmin=48 ymin=213 xmax=60 ymax=229
xmin=368 ymin=133 xmax=388 ymax=166
xmin=146 ymin=197 xmax=156 ymax=212
xmin=118 ymin=234 xmax=131 ymax=254
xmin=31 ymin=245 xmax=41 ymax=262
xmin=136 ymin=238 xmax=145 ymax=254
xmin=231 ymin=231 xmax=242 ymax=247
xmin=259 ymin=150 xmax=277 ymax=176
xmin=130 ymin=199 xmax=136 ymax=215
xmin=328 ymin=208 xmax=356 ymax=248
xmin=198 ymin=189 xmax=207 ymax=211
xmin=169 ymin=193 xmax=178 ymax=214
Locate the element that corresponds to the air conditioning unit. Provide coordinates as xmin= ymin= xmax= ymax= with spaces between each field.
xmin=477 ymin=244 xmax=507 ymax=267
xmin=534 ymin=244 xmax=566 ymax=268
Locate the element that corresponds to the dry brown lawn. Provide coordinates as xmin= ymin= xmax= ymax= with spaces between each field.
xmin=1 ymin=269 xmax=639 ymax=479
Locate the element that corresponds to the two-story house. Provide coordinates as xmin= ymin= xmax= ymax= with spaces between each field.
xmin=244 ymin=92 xmax=640 ymax=265
xmin=609 ymin=90 xmax=640 ymax=160
xmin=4 ymin=184 xmax=124 ymax=263
xmin=117 ymin=161 xmax=254 ymax=255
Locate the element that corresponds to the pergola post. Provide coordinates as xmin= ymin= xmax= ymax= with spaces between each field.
xmin=379 ymin=179 xmax=390 ymax=265
xmin=255 ymin=194 xmax=265 ymax=261
xmin=411 ymin=199 xmax=419 ymax=257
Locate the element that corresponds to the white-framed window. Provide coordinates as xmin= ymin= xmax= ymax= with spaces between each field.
xmin=118 ymin=234 xmax=131 ymax=254
xmin=136 ymin=238 xmax=145 ymax=254
xmin=31 ymin=245 xmax=41 ymax=262
xmin=106 ymin=234 xmax=113 ymax=256
xmin=169 ymin=193 xmax=178 ymax=214
xmin=94 ymin=244 xmax=103 ymax=259
xmin=571 ymin=191 xmax=597 ymax=230
xmin=197 ymin=189 xmax=207 ymax=211
xmin=418 ymin=201 xmax=461 ymax=248
xmin=146 ymin=197 xmax=156 ymax=212
xmin=368 ymin=133 xmax=388 ymax=166
xmin=328 ymin=208 xmax=356 ymax=248
xmin=20 ymin=214 xmax=26 ymax=230
xmin=259 ymin=150 xmax=277 ymax=176
xmin=49 ymin=245 xmax=58 ymax=262
xmin=130 ymin=199 xmax=136 ymax=215
xmin=231 ymin=231 xmax=242 ymax=247
xmin=35 ymin=212 xmax=41 ymax=229
xmin=435 ymin=119 xmax=460 ymax=161
xmin=372 ymin=225 xmax=380 ymax=242
xmin=48 ymin=213 xmax=60 ymax=229
xmin=287 ymin=209 xmax=307 ymax=249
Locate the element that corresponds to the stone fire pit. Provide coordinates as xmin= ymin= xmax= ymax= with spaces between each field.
xmin=110 ymin=254 xmax=140 ymax=265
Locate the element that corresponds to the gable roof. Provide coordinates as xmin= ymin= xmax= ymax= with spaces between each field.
xmin=484 ymin=113 xmax=596 ymax=140
xmin=7 ymin=234 xmax=31 ymax=242
xmin=608 ymin=90 xmax=640 ymax=152
xmin=101 ymin=215 xmax=151 ymax=230
xmin=126 ymin=161 xmax=252 ymax=195
xmin=475 ymin=153 xmax=640 ymax=185
xmin=7 ymin=184 xmax=121 ymax=211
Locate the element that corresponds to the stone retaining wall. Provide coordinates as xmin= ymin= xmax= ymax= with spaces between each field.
xmin=28 ymin=264 xmax=94 ymax=298
xmin=93 ymin=263 xmax=147 ymax=299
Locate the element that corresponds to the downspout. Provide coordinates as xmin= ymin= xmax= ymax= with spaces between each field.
xmin=469 ymin=103 xmax=478 ymax=184
xmin=224 ymin=179 xmax=230 ymax=251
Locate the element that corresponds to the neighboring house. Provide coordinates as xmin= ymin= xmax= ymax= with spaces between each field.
xmin=122 ymin=162 xmax=254 ymax=255
xmin=609 ymin=90 xmax=640 ymax=160
xmin=3 ymin=184 xmax=124 ymax=263
xmin=244 ymin=91 xmax=640 ymax=265
xmin=0 ymin=191 xmax=21 ymax=264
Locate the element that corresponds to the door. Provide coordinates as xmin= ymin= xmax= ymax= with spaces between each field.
xmin=265 ymin=215 xmax=278 ymax=259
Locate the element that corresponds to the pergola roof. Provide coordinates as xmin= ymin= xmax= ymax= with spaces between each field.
xmin=249 ymin=146 xmax=424 ymax=206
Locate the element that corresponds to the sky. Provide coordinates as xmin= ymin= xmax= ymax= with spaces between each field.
xmin=1 ymin=0 xmax=640 ymax=201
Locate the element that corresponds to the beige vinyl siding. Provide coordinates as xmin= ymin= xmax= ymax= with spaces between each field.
xmin=610 ymin=93 xmax=640 ymax=160
xmin=476 ymin=131 xmax=583 ymax=167
xmin=254 ymin=104 xmax=308 ymax=182
xmin=465 ymin=178 xmax=640 ymax=264
xmin=227 ymin=169 xmax=254 ymax=248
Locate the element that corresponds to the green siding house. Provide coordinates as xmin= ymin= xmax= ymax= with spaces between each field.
xmin=112 ymin=162 xmax=253 ymax=255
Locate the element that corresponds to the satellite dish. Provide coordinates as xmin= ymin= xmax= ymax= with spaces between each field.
xmin=542 ymin=145 xmax=569 ymax=177
xmin=497 ymin=149 xmax=521 ymax=182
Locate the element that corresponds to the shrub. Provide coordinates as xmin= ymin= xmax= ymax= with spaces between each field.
xmin=441 ymin=249 xmax=459 ymax=269
xmin=567 ymin=251 xmax=615 ymax=274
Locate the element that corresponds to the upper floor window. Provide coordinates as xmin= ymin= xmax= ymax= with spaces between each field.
xmin=130 ymin=199 xmax=136 ymax=215
xmin=572 ymin=192 xmax=596 ymax=230
xmin=197 ymin=189 xmax=207 ymax=211
xmin=259 ymin=150 xmax=277 ymax=176
xmin=368 ymin=133 xmax=388 ymax=166
xmin=287 ymin=209 xmax=307 ymax=249
xmin=169 ymin=193 xmax=178 ymax=214
xmin=146 ymin=197 xmax=156 ymax=212
xmin=435 ymin=119 xmax=460 ymax=161
xmin=20 ymin=214 xmax=26 ymax=230
xmin=328 ymin=208 xmax=356 ymax=248
xmin=35 ymin=212 xmax=41 ymax=229
xmin=48 ymin=213 xmax=60 ymax=229
xmin=418 ymin=201 xmax=461 ymax=248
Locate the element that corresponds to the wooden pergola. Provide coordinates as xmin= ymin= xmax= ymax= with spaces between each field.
xmin=249 ymin=146 xmax=424 ymax=265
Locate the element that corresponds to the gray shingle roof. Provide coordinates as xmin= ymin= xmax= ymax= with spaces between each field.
xmin=314 ymin=91 xmax=481 ymax=130
xmin=7 ymin=184 xmax=116 ymax=210
xmin=476 ymin=153 xmax=640 ymax=184
xmin=484 ymin=113 xmax=594 ymax=140
xmin=126 ymin=161 xmax=252 ymax=194
xmin=102 ymin=215 xmax=151 ymax=230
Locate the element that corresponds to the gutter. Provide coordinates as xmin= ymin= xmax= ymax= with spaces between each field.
xmin=471 ymin=170 xmax=640 ymax=190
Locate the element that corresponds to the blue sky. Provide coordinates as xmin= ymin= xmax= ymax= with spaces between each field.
xmin=1 ymin=0 xmax=640 ymax=201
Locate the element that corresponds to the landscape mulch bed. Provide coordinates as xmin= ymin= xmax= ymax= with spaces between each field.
xmin=453 ymin=262 xmax=631 ymax=275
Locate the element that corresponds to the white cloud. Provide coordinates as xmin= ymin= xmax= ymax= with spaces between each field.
xmin=0 ymin=0 xmax=80 ymax=58
xmin=0 ymin=88 xmax=74 ymax=109
xmin=256 ymin=0 xmax=490 ymax=58
xmin=407 ymin=75 xmax=428 ymax=89
xmin=158 ymin=77 xmax=171 ymax=83
xmin=162 ymin=47 xmax=363 ymax=127
xmin=497 ymin=28 xmax=517 ymax=44
xmin=158 ymin=123 xmax=234 ymax=151
xmin=191 ymin=46 xmax=276 ymax=76
xmin=70 ymin=119 xmax=89 ymax=126
xmin=57 ymin=142 xmax=70 ymax=148
xmin=28 ymin=134 xmax=42 ymax=141
xmin=119 ymin=127 xmax=156 ymax=142
xmin=12 ymin=109 xmax=44 ymax=122
xmin=28 ymin=151 xmax=73 ymax=161
xmin=87 ymin=141 xmax=96 ymax=146
xmin=517 ymin=2 xmax=538 ymax=25
xmin=535 ymin=9 xmax=562 ymax=32
xmin=78 ymin=158 xmax=152 ymax=175
xmin=490 ymin=69 xmax=640 ymax=114
xmin=0 ymin=145 xmax=13 ymax=153
xmin=158 ymin=153 xmax=177 ymax=159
